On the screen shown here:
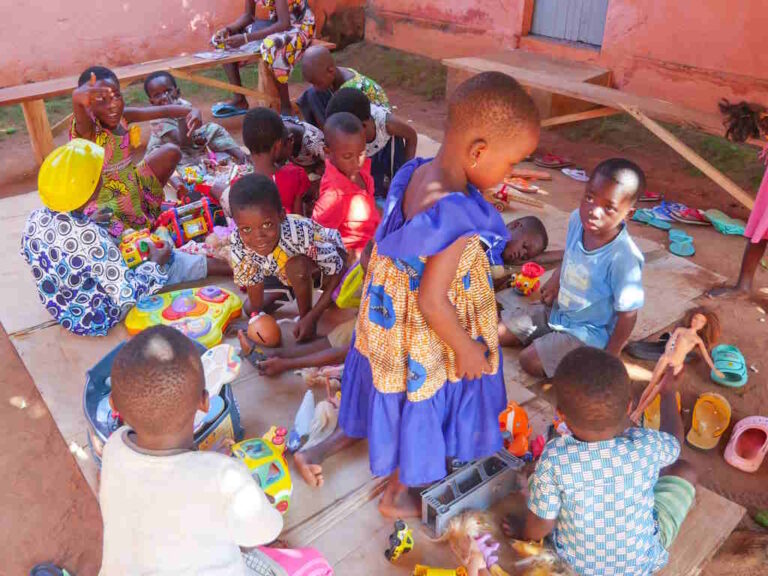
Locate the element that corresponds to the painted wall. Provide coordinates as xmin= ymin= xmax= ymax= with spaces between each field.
xmin=366 ymin=0 xmax=768 ymax=113
xmin=1 ymin=0 xmax=363 ymax=89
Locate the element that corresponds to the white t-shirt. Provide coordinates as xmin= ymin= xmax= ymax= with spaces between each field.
xmin=99 ymin=427 xmax=283 ymax=575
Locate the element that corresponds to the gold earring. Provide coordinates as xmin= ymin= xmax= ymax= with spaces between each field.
xmin=471 ymin=159 xmax=478 ymax=168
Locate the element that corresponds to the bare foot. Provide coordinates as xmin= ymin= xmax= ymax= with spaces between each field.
xmin=707 ymin=284 xmax=751 ymax=300
xmin=378 ymin=479 xmax=421 ymax=519
xmin=294 ymin=451 xmax=324 ymax=487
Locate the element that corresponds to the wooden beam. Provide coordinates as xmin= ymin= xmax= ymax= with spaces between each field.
xmin=169 ymin=68 xmax=278 ymax=107
xmin=541 ymin=107 xmax=619 ymax=127
xmin=21 ymin=99 xmax=54 ymax=165
xmin=51 ymin=112 xmax=73 ymax=137
xmin=622 ymin=104 xmax=755 ymax=210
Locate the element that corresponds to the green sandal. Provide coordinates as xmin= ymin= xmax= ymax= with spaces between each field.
xmin=711 ymin=344 xmax=748 ymax=388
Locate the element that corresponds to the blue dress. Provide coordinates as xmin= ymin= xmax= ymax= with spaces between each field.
xmin=339 ymin=158 xmax=509 ymax=486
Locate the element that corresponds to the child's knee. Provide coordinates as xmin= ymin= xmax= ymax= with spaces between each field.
xmin=160 ymin=143 xmax=182 ymax=164
xmin=519 ymin=345 xmax=544 ymax=377
xmin=662 ymin=459 xmax=697 ymax=486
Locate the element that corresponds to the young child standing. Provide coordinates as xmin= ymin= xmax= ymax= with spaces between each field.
xmin=500 ymin=158 xmax=646 ymax=378
xmin=100 ymin=325 xmax=283 ymax=574
xmin=511 ymin=347 xmax=696 ymax=576
xmin=71 ymin=66 xmax=200 ymax=237
xmin=339 ymin=71 xmax=540 ymax=517
xmin=313 ymin=112 xmax=380 ymax=262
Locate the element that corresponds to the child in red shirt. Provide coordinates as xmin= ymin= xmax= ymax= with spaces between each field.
xmin=313 ymin=112 xmax=380 ymax=262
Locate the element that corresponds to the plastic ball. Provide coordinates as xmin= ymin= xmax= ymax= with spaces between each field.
xmin=247 ymin=312 xmax=282 ymax=348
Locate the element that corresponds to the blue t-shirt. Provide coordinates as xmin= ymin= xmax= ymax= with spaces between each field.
xmin=528 ymin=427 xmax=680 ymax=576
xmin=549 ymin=210 xmax=644 ymax=348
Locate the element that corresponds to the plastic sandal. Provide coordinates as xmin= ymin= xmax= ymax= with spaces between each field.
xmin=669 ymin=206 xmax=710 ymax=226
xmin=711 ymin=344 xmax=748 ymax=388
xmin=211 ymin=102 xmax=248 ymax=118
xmin=725 ymin=416 xmax=768 ymax=473
xmin=704 ymin=209 xmax=746 ymax=235
xmin=669 ymin=228 xmax=692 ymax=242
xmin=669 ymin=239 xmax=695 ymax=257
xmin=534 ymin=153 xmax=573 ymax=169
xmin=561 ymin=168 xmax=589 ymax=182
xmin=30 ymin=565 xmax=72 ymax=576
xmin=633 ymin=208 xmax=672 ymax=230
xmin=638 ymin=190 xmax=663 ymax=203
xmin=642 ymin=391 xmax=681 ymax=430
xmin=686 ymin=393 xmax=731 ymax=450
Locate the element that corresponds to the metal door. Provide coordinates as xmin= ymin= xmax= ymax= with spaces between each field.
xmin=530 ymin=0 xmax=609 ymax=47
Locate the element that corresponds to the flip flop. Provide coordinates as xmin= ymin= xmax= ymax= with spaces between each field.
xmin=30 ymin=565 xmax=72 ymax=576
xmin=506 ymin=177 xmax=540 ymax=193
xmin=633 ymin=208 xmax=672 ymax=230
xmin=711 ymin=344 xmax=748 ymax=388
xmin=561 ymin=168 xmax=590 ymax=182
xmin=626 ymin=332 xmax=696 ymax=362
xmin=212 ymin=102 xmax=248 ymax=118
xmin=686 ymin=393 xmax=731 ymax=450
xmin=639 ymin=190 xmax=664 ymax=203
xmin=669 ymin=228 xmax=692 ymax=242
xmin=669 ymin=206 xmax=710 ymax=226
xmin=534 ymin=153 xmax=573 ymax=169
xmin=704 ymin=209 xmax=746 ymax=235
xmin=668 ymin=229 xmax=695 ymax=257
xmin=642 ymin=391 xmax=681 ymax=430
xmin=724 ymin=416 xmax=768 ymax=473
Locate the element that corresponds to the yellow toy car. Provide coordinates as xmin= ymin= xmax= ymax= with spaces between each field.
xmin=119 ymin=229 xmax=166 ymax=269
xmin=412 ymin=566 xmax=468 ymax=576
xmin=385 ymin=519 xmax=414 ymax=562
xmin=231 ymin=428 xmax=293 ymax=514
xmin=510 ymin=262 xmax=546 ymax=296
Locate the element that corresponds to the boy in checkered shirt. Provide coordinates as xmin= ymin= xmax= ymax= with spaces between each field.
xmin=507 ymin=347 xmax=696 ymax=576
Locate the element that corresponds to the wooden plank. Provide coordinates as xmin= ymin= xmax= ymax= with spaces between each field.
xmin=541 ymin=106 xmax=619 ymax=127
xmin=658 ymin=487 xmax=744 ymax=576
xmin=622 ymin=104 xmax=755 ymax=210
xmin=50 ymin=112 xmax=73 ymax=137
xmin=21 ymin=99 xmax=54 ymax=165
xmin=169 ymin=68 xmax=277 ymax=106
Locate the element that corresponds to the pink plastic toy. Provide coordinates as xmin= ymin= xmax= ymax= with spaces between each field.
xmin=256 ymin=546 xmax=333 ymax=575
xmin=530 ymin=435 xmax=546 ymax=459
xmin=724 ymin=416 xmax=768 ymax=473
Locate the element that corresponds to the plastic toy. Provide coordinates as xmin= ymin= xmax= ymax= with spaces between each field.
xmin=724 ymin=416 xmax=768 ymax=472
xmin=332 ymin=262 xmax=364 ymax=309
xmin=530 ymin=435 xmax=546 ymax=459
xmin=631 ymin=307 xmax=722 ymax=423
xmin=243 ymin=546 xmax=333 ymax=576
xmin=83 ymin=340 xmax=244 ymax=466
xmin=125 ymin=286 xmax=243 ymax=348
xmin=157 ymin=197 xmax=222 ymax=247
xmin=421 ymin=451 xmax=524 ymax=537
xmin=287 ymin=390 xmax=315 ymax=452
xmin=119 ymin=228 xmax=167 ymax=268
xmin=710 ymin=344 xmax=748 ymax=388
xmin=641 ymin=392 xmax=681 ymax=431
xmin=248 ymin=312 xmax=282 ymax=348
xmin=385 ymin=519 xmax=414 ymax=562
xmin=412 ymin=566 xmax=467 ymax=576
xmin=438 ymin=512 xmax=501 ymax=576
xmin=232 ymin=430 xmax=293 ymax=514
xmin=686 ymin=393 xmax=731 ymax=450
xmin=510 ymin=263 xmax=545 ymax=296
xmin=499 ymin=401 xmax=532 ymax=457
xmin=201 ymin=344 xmax=242 ymax=397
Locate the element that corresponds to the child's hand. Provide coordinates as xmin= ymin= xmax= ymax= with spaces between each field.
xmin=72 ymin=72 xmax=114 ymax=108
xmin=455 ymin=339 xmax=492 ymax=380
xmin=185 ymin=108 xmax=203 ymax=137
xmin=213 ymin=28 xmax=229 ymax=43
xmin=540 ymin=275 xmax=559 ymax=306
xmin=90 ymin=207 xmax=113 ymax=225
xmin=225 ymin=34 xmax=248 ymax=49
xmin=293 ymin=315 xmax=317 ymax=343
xmin=258 ymin=357 xmax=288 ymax=377
xmin=147 ymin=241 xmax=173 ymax=267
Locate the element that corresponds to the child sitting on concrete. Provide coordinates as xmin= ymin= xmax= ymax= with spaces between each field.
xmin=100 ymin=325 xmax=283 ymax=574
xmin=21 ymin=140 xmax=231 ymax=337
xmin=312 ymin=112 xmax=380 ymax=262
xmin=500 ymin=158 xmax=646 ymax=377
xmin=229 ymin=174 xmax=346 ymax=342
xmin=298 ymin=45 xmax=390 ymax=129
xmin=507 ymin=347 xmax=696 ymax=576
xmin=143 ymin=71 xmax=248 ymax=167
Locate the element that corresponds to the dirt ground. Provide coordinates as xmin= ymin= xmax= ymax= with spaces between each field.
xmin=0 ymin=42 xmax=766 ymax=574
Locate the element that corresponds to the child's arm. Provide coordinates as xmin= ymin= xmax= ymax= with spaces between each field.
xmin=224 ymin=0 xmax=290 ymax=47
xmin=539 ymin=266 xmax=561 ymax=306
xmin=293 ymin=270 xmax=344 ymax=342
xmin=385 ymin=114 xmax=418 ymax=161
xmin=217 ymin=0 xmax=256 ymax=36
xmin=71 ymin=73 xmax=115 ymax=140
xmin=657 ymin=368 xmax=684 ymax=445
xmin=124 ymin=105 xmax=202 ymax=136
xmin=259 ymin=345 xmax=347 ymax=376
xmin=523 ymin=510 xmax=556 ymax=541
xmin=225 ymin=145 xmax=249 ymax=164
xmin=420 ymin=237 xmax=492 ymax=379
xmin=245 ymin=283 xmax=265 ymax=316
xmin=605 ymin=310 xmax=638 ymax=356
xmin=311 ymin=189 xmax=343 ymax=230
xmin=696 ymin=338 xmax=724 ymax=378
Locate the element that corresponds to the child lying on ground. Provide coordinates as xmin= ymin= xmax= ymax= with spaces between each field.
xmin=21 ymin=140 xmax=232 ymax=336
xmin=312 ymin=112 xmax=380 ymax=262
xmin=298 ymin=45 xmax=390 ymax=129
xmin=505 ymin=347 xmax=696 ymax=576
xmin=100 ymin=326 xmax=283 ymax=574
xmin=143 ymin=71 xmax=248 ymax=167
xmin=500 ymin=158 xmax=646 ymax=377
xmin=229 ymin=174 xmax=346 ymax=342
xmin=71 ymin=66 xmax=200 ymax=237
xmin=326 ymin=88 xmax=417 ymax=200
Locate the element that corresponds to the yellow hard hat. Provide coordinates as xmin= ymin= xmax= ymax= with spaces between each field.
xmin=38 ymin=139 xmax=105 ymax=212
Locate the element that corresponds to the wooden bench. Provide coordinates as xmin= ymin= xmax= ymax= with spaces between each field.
xmin=0 ymin=39 xmax=335 ymax=165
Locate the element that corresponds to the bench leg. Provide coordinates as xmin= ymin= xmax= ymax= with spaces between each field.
xmin=257 ymin=60 xmax=282 ymax=112
xmin=21 ymin=99 xmax=55 ymax=165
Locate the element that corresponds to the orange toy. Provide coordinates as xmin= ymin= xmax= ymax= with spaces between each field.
xmin=499 ymin=402 xmax=532 ymax=457
xmin=247 ymin=312 xmax=282 ymax=348
xmin=510 ymin=263 xmax=546 ymax=296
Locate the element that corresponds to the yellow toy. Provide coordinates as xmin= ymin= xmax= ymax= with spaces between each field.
xmin=119 ymin=229 xmax=167 ymax=268
xmin=412 ymin=566 xmax=468 ymax=576
xmin=125 ymin=286 xmax=242 ymax=348
xmin=231 ymin=427 xmax=293 ymax=514
xmin=385 ymin=519 xmax=414 ymax=562
xmin=510 ymin=263 xmax=546 ymax=296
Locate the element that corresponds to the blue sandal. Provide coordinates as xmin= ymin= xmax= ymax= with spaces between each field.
xmin=211 ymin=102 xmax=248 ymax=118
xmin=669 ymin=228 xmax=695 ymax=257
xmin=633 ymin=208 xmax=672 ymax=230
xmin=711 ymin=344 xmax=748 ymax=388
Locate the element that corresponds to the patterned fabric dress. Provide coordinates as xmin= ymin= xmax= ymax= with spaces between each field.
xmin=339 ymin=158 xmax=509 ymax=486
xmin=70 ymin=119 xmax=164 ymax=238
xmin=256 ymin=0 xmax=315 ymax=84
xmin=340 ymin=68 xmax=391 ymax=110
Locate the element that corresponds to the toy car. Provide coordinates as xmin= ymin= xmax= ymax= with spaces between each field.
xmin=156 ymin=197 xmax=224 ymax=247
xmin=510 ymin=262 xmax=545 ymax=296
xmin=385 ymin=519 xmax=414 ymax=562
xmin=119 ymin=229 xmax=167 ymax=268
xmin=231 ymin=430 xmax=293 ymax=514
xmin=412 ymin=566 xmax=468 ymax=576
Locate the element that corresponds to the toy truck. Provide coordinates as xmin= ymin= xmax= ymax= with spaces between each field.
xmin=119 ymin=229 xmax=167 ymax=268
xmin=385 ymin=520 xmax=414 ymax=562
xmin=157 ymin=197 xmax=221 ymax=247
xmin=510 ymin=262 xmax=546 ymax=296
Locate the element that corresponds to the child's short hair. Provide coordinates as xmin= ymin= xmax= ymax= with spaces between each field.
xmin=143 ymin=71 xmax=177 ymax=96
xmin=591 ymin=158 xmax=646 ymax=205
xmin=555 ymin=347 xmax=630 ymax=431
xmin=512 ymin=216 xmax=549 ymax=252
xmin=242 ymin=108 xmax=287 ymax=154
xmin=229 ymin=173 xmax=283 ymax=216
xmin=448 ymin=72 xmax=539 ymax=138
xmin=326 ymin=88 xmax=372 ymax=122
xmin=719 ymin=99 xmax=768 ymax=142
xmin=78 ymin=65 xmax=119 ymax=87
xmin=111 ymin=326 xmax=204 ymax=435
xmin=324 ymin=111 xmax=364 ymax=143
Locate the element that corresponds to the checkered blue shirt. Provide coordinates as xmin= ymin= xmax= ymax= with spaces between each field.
xmin=528 ymin=427 xmax=680 ymax=576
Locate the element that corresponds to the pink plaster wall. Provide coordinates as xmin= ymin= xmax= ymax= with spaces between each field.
xmin=367 ymin=0 xmax=768 ymax=113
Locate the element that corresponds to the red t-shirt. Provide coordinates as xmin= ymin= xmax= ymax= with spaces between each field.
xmin=313 ymin=159 xmax=380 ymax=255
xmin=275 ymin=164 xmax=310 ymax=214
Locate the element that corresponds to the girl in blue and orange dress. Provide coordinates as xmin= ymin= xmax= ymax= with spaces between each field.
xmin=339 ymin=72 xmax=541 ymax=517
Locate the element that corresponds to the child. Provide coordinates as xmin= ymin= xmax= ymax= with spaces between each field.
xmin=71 ymin=66 xmax=200 ymax=237
xmin=313 ymin=112 xmax=380 ymax=261
xmin=229 ymin=174 xmax=346 ymax=342
xmin=143 ymin=71 xmax=248 ymax=166
xmin=511 ymin=347 xmax=696 ymax=576
xmin=283 ymin=116 xmax=326 ymax=177
xmin=100 ymin=325 xmax=283 ymax=574
xmin=339 ymin=71 xmax=540 ymax=517
xmin=21 ymin=140 xmax=232 ymax=337
xmin=298 ymin=45 xmax=390 ymax=129
xmin=500 ymin=158 xmax=646 ymax=378
xmin=709 ymin=99 xmax=768 ymax=302
xmin=490 ymin=216 xmax=555 ymax=290
xmin=326 ymin=88 xmax=418 ymax=200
